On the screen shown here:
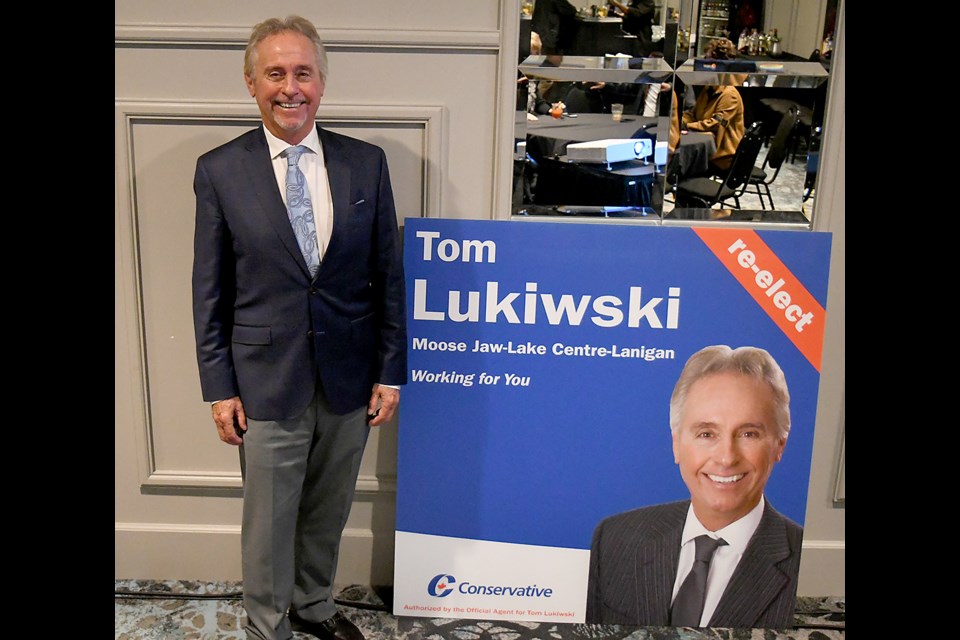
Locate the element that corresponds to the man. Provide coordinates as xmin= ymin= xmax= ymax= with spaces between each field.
xmin=608 ymin=0 xmax=657 ymax=57
xmin=530 ymin=0 xmax=578 ymax=55
xmin=586 ymin=345 xmax=802 ymax=629
xmin=191 ymin=15 xmax=407 ymax=640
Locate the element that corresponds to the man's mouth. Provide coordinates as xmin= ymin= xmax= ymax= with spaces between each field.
xmin=707 ymin=473 xmax=745 ymax=484
xmin=277 ymin=101 xmax=304 ymax=109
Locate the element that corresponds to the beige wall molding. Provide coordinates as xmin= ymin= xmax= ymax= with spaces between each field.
xmin=115 ymin=24 xmax=501 ymax=51
xmin=796 ymin=540 xmax=845 ymax=597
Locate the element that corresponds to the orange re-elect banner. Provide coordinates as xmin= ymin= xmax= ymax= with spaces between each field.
xmin=694 ymin=228 xmax=827 ymax=371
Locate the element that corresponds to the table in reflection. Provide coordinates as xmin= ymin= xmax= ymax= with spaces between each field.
xmin=525 ymin=113 xmax=659 ymax=159
xmin=673 ymin=131 xmax=716 ymax=179
xmin=534 ymin=155 xmax=657 ymax=208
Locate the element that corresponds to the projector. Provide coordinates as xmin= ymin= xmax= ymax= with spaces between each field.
xmin=654 ymin=140 xmax=668 ymax=166
xmin=566 ymin=138 xmax=652 ymax=164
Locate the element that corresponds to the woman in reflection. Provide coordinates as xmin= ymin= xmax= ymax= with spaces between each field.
xmin=681 ymin=38 xmax=745 ymax=174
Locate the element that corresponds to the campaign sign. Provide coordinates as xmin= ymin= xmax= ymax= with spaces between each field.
xmin=394 ymin=218 xmax=832 ymax=623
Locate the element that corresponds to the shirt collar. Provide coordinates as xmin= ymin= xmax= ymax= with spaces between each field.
xmin=680 ymin=496 xmax=765 ymax=555
xmin=262 ymin=124 xmax=322 ymax=161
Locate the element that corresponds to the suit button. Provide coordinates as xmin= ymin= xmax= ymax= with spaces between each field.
xmin=309 ymin=288 xmax=318 ymax=295
xmin=307 ymin=330 xmax=314 ymax=338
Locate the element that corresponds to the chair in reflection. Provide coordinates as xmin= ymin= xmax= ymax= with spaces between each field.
xmin=745 ymin=106 xmax=799 ymax=210
xmin=758 ymin=97 xmax=814 ymax=163
xmin=673 ymin=122 xmax=763 ymax=209
xmin=803 ymin=126 xmax=822 ymax=203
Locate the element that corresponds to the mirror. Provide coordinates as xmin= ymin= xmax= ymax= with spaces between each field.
xmin=513 ymin=0 xmax=839 ymax=224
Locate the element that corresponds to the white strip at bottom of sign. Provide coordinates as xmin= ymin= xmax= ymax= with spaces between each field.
xmin=393 ymin=530 xmax=589 ymax=623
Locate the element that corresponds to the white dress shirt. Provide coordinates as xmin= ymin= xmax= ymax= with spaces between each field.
xmin=262 ymin=125 xmax=334 ymax=261
xmin=642 ymin=83 xmax=661 ymax=117
xmin=672 ymin=497 xmax=765 ymax=626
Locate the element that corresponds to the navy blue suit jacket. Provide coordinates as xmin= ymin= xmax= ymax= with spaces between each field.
xmin=192 ymin=125 xmax=407 ymax=420
xmin=586 ymin=498 xmax=803 ymax=629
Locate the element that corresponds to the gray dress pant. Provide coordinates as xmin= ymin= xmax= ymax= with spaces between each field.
xmin=239 ymin=386 xmax=370 ymax=640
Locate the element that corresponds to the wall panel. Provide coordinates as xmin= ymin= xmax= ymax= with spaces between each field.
xmin=115 ymin=1 xmax=499 ymax=38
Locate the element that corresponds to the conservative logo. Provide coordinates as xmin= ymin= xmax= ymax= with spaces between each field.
xmin=426 ymin=573 xmax=554 ymax=599
xmin=427 ymin=574 xmax=456 ymax=597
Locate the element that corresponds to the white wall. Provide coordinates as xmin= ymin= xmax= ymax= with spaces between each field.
xmin=765 ymin=0 xmax=829 ymax=58
xmin=116 ymin=0 xmax=844 ymax=596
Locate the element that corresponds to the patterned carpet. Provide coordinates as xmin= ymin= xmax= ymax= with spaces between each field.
xmin=115 ymin=580 xmax=844 ymax=640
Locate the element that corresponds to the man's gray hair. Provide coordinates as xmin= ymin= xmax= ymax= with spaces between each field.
xmin=669 ymin=344 xmax=791 ymax=440
xmin=244 ymin=15 xmax=328 ymax=81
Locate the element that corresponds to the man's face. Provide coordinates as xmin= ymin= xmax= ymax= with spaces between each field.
xmin=672 ymin=371 xmax=786 ymax=531
xmin=245 ymin=31 xmax=324 ymax=144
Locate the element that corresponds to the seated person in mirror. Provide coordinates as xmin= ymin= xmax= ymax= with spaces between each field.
xmin=667 ymin=86 xmax=680 ymax=153
xmin=681 ymin=38 xmax=745 ymax=174
xmin=519 ymin=32 xmax=555 ymax=116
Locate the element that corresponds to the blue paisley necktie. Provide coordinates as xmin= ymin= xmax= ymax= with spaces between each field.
xmin=280 ymin=145 xmax=320 ymax=277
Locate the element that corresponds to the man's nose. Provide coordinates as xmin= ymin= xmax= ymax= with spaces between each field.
xmin=715 ymin=437 xmax=739 ymax=466
xmin=282 ymin=75 xmax=299 ymax=94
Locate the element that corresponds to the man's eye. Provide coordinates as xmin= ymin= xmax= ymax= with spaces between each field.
xmin=297 ymin=72 xmax=311 ymax=81
xmin=740 ymin=430 xmax=760 ymax=438
xmin=695 ymin=431 xmax=714 ymax=438
xmin=268 ymin=72 xmax=283 ymax=80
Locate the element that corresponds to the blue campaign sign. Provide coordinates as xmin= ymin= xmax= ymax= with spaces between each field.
xmin=393 ymin=218 xmax=832 ymax=622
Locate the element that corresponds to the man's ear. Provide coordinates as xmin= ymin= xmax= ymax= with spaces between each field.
xmin=244 ymin=73 xmax=256 ymax=97
xmin=775 ymin=437 xmax=787 ymax=462
xmin=672 ymin=430 xmax=680 ymax=464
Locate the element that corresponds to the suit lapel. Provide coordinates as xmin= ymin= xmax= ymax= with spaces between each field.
xmin=242 ymin=130 xmax=310 ymax=275
xmin=634 ymin=502 xmax=686 ymax=625
xmin=709 ymin=501 xmax=791 ymax=627
xmin=319 ymin=127 xmax=350 ymax=261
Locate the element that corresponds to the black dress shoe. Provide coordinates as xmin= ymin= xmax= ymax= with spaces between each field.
xmin=289 ymin=610 xmax=365 ymax=640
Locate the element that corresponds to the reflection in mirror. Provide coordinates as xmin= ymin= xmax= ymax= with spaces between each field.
xmin=512 ymin=0 xmax=839 ymax=225
xmin=514 ymin=54 xmax=674 ymax=220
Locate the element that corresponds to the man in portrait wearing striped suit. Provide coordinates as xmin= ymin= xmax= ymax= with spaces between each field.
xmin=586 ymin=345 xmax=803 ymax=630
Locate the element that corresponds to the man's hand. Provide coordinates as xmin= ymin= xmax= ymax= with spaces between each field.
xmin=211 ymin=396 xmax=246 ymax=445
xmin=367 ymin=384 xmax=400 ymax=427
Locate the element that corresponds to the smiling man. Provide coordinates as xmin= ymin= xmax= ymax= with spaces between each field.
xmin=585 ymin=345 xmax=802 ymax=629
xmin=191 ymin=15 xmax=406 ymax=640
